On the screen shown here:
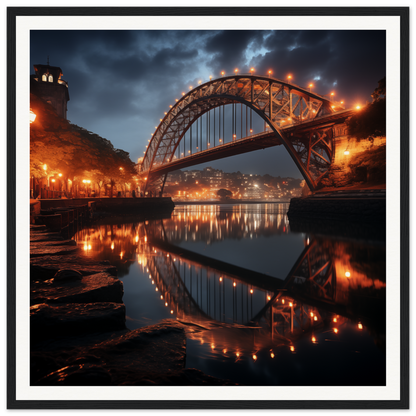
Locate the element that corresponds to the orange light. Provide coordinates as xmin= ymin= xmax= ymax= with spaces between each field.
xmin=289 ymin=302 xmax=293 ymax=307
xmin=310 ymin=312 xmax=314 ymax=317
xmin=51 ymin=179 xmax=55 ymax=183
xmin=345 ymin=271 xmax=351 ymax=277
xmin=155 ymin=287 xmax=158 ymax=292
xmin=58 ymin=173 xmax=62 ymax=177
xmin=250 ymin=289 xmax=253 ymax=294
xmin=344 ymin=150 xmax=350 ymax=156
xmin=250 ymin=68 xmax=255 ymax=73
xmin=175 ymin=99 xmax=179 ymax=102
xmin=331 ymin=105 xmax=335 ymax=109
xmin=312 ymin=336 xmax=316 ymax=342
xmin=236 ymin=352 xmax=240 ymax=357
xmin=198 ymin=80 xmax=202 ymax=84
xmin=252 ymin=354 xmax=257 ymax=361
xmin=233 ymin=282 xmax=236 ymax=287
xmin=333 ymin=317 xmax=337 ymax=323
xmin=290 ymin=346 xmax=295 ymax=352
xmin=331 ymin=92 xmax=335 ymax=96
xmin=144 ymin=177 xmax=147 ymax=181
xmin=160 ymin=295 xmax=163 ymax=299
xmin=356 ymin=105 xmax=361 ymax=110
xmin=341 ymin=101 xmax=344 ymax=104
xmin=358 ymin=323 xmax=363 ymax=330
xmin=250 ymin=129 xmax=253 ymax=133
xmin=282 ymin=299 xmax=285 ymax=304
xmin=164 ymin=112 xmax=167 ymax=115
xmin=170 ymin=105 xmax=173 ymax=108
xmin=309 ymin=83 xmax=313 ymax=88
xmin=268 ymin=70 xmax=272 ymax=75
xmin=189 ymin=86 xmax=192 ymax=90
xmin=234 ymin=68 xmax=239 ymax=73
xmin=170 ymin=310 xmax=174 ymax=314
xmin=222 ymin=349 xmax=227 ymax=354
xmin=287 ymin=75 xmax=292 ymax=80
xmin=209 ymin=75 xmax=213 ymax=80
xmin=314 ymin=316 xmax=318 ymax=321
xmin=165 ymin=302 xmax=168 ymax=306
xmin=333 ymin=328 xmax=339 ymax=334
xmin=267 ymin=296 xmax=271 ymax=301
xmin=219 ymin=277 xmax=223 ymax=282
xmin=221 ymin=71 xmax=225 ymax=75
xmin=182 ymin=92 xmax=185 ymax=96
xmin=270 ymin=352 xmax=275 ymax=358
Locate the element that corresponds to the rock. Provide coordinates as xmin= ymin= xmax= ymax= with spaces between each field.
xmin=30 ymin=244 xmax=79 ymax=258
xmin=31 ymin=239 xmax=77 ymax=247
xmin=53 ymin=269 xmax=83 ymax=283
xmin=30 ymin=302 xmax=126 ymax=342
xmin=30 ymin=255 xmax=117 ymax=280
xmin=37 ymin=364 xmax=112 ymax=386
xmin=31 ymin=272 xmax=124 ymax=305
xmin=30 ymin=233 xmax=65 ymax=242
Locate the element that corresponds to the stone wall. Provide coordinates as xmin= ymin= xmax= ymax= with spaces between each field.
xmin=318 ymin=131 xmax=386 ymax=189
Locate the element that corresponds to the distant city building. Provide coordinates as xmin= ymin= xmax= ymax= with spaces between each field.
xmin=31 ymin=63 xmax=70 ymax=119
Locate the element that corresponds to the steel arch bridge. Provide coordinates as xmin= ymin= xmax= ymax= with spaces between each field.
xmin=139 ymin=74 xmax=349 ymax=192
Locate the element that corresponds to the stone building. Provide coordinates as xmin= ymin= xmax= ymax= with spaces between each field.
xmin=31 ymin=63 xmax=70 ymax=119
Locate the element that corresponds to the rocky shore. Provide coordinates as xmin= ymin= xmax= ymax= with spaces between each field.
xmin=30 ymin=224 xmax=234 ymax=386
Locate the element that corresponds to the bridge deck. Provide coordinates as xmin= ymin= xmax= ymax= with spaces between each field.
xmin=146 ymin=131 xmax=279 ymax=177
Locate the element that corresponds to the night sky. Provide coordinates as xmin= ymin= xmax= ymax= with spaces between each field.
xmin=30 ymin=30 xmax=385 ymax=178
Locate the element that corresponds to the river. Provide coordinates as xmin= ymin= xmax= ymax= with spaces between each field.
xmin=74 ymin=202 xmax=386 ymax=386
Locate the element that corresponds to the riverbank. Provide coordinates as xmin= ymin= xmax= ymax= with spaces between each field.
xmin=30 ymin=223 xmax=234 ymax=386
xmin=287 ymin=188 xmax=385 ymax=222
xmin=173 ymin=198 xmax=290 ymax=205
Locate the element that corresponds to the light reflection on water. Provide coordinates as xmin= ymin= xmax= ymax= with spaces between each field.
xmin=74 ymin=203 xmax=386 ymax=386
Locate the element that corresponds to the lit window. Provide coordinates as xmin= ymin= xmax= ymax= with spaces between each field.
xmin=48 ymin=75 xmax=53 ymax=82
xmin=42 ymin=74 xmax=47 ymax=82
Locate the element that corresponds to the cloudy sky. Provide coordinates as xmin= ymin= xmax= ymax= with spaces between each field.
xmin=30 ymin=30 xmax=385 ymax=178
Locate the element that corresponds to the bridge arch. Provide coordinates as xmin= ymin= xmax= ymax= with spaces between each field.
xmin=141 ymin=75 xmax=340 ymax=191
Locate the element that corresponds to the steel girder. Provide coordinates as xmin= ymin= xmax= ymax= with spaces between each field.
xmin=141 ymin=75 xmax=336 ymax=192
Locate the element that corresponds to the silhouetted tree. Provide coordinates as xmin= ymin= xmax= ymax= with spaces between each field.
xmin=347 ymin=77 xmax=386 ymax=142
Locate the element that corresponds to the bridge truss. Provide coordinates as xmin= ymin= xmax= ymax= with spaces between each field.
xmin=140 ymin=75 xmax=345 ymax=192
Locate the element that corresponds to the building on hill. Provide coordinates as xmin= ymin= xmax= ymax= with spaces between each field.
xmin=31 ymin=63 xmax=70 ymax=119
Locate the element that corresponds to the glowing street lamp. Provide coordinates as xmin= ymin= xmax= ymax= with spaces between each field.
xmin=250 ymin=67 xmax=255 ymax=75
xmin=309 ymin=83 xmax=314 ymax=92
xmin=287 ymin=74 xmax=292 ymax=83
xmin=234 ymin=68 xmax=239 ymax=74
xmin=209 ymin=75 xmax=213 ymax=80
xmin=221 ymin=71 xmax=225 ymax=76
xmin=29 ymin=109 xmax=36 ymax=124
xmin=268 ymin=70 xmax=272 ymax=77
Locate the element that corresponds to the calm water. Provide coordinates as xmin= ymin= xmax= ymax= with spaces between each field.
xmin=74 ymin=203 xmax=386 ymax=386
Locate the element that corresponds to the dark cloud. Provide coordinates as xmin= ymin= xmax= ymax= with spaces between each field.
xmin=30 ymin=30 xmax=386 ymax=177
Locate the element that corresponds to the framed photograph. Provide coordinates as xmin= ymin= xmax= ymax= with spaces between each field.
xmin=7 ymin=6 xmax=409 ymax=409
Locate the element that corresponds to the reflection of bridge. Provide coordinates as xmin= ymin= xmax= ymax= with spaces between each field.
xmin=143 ymin=220 xmax=385 ymax=350
xmin=139 ymin=75 xmax=357 ymax=192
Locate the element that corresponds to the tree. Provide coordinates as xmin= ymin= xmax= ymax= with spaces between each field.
xmin=346 ymin=77 xmax=386 ymax=142
xmin=217 ymin=188 xmax=232 ymax=200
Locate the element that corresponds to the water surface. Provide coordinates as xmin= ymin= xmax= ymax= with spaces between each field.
xmin=74 ymin=203 xmax=386 ymax=386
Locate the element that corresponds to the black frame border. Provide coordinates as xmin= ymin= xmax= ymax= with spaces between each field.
xmin=2 ymin=2 xmax=414 ymax=414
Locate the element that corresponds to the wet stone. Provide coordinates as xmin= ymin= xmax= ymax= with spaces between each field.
xmin=30 ymin=244 xmax=79 ymax=258
xmin=30 ymin=233 xmax=65 ymax=242
xmin=30 ymin=302 xmax=126 ymax=342
xmin=31 ymin=239 xmax=77 ymax=247
xmin=31 ymin=272 xmax=124 ymax=305
xmin=53 ymin=269 xmax=83 ymax=283
xmin=37 ymin=364 xmax=112 ymax=386
xmin=30 ymin=255 xmax=117 ymax=281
